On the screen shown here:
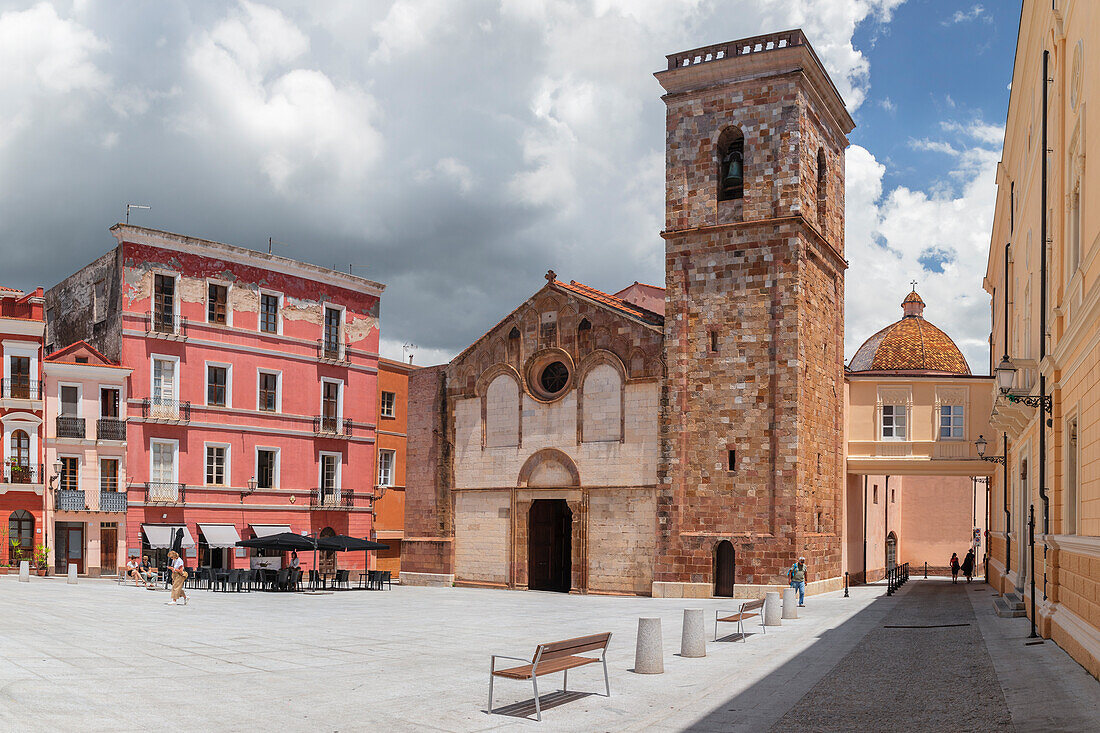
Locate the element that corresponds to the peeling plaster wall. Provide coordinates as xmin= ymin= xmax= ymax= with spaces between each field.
xmin=45 ymin=247 xmax=124 ymax=359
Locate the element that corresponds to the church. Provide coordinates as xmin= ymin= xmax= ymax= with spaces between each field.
xmin=400 ymin=31 xmax=993 ymax=598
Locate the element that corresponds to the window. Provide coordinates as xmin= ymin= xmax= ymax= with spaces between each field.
xmin=60 ymin=385 xmax=79 ymax=416
xmin=891 ymin=489 xmax=896 ymax=504
xmin=10 ymin=356 xmax=30 ymax=398
xmin=1069 ymin=186 xmax=1081 ymax=277
xmin=8 ymin=510 xmax=34 ymax=563
xmin=258 ymin=372 xmax=278 ymax=412
xmin=93 ymin=279 xmax=107 ymax=323
xmin=1066 ymin=417 xmax=1078 ymax=535
xmin=881 ymin=404 xmax=907 ymax=440
xmin=207 ymin=283 xmax=228 ymax=324
xmin=100 ymin=387 xmax=119 ymax=418
xmin=380 ymin=391 xmax=396 ymax=418
xmin=205 ymin=445 xmax=227 ymax=486
xmin=321 ymin=380 xmax=340 ymax=429
xmin=816 ymin=147 xmax=827 ymax=225
xmin=539 ymin=362 xmax=569 ymax=395
xmin=257 ymin=449 xmax=278 ymax=489
xmin=320 ymin=453 xmax=340 ymax=501
xmin=727 ymin=449 xmax=736 ymax=472
xmin=873 ymin=485 xmax=879 ymax=504
xmin=260 ymin=293 xmax=279 ymax=334
xmin=100 ymin=458 xmax=118 ymax=492
xmin=153 ymin=274 xmax=175 ymax=331
xmin=323 ymin=307 xmax=341 ymax=356
xmin=576 ymin=319 xmax=591 ymax=352
xmin=207 ymin=365 xmax=227 ymax=407
xmin=717 ymin=127 xmax=744 ymax=201
xmin=60 ymin=457 xmax=79 ymax=491
xmin=709 ymin=330 xmax=719 ymax=354
xmin=939 ymin=404 xmax=964 ymax=439
xmin=151 ymin=357 xmax=177 ymax=417
xmin=378 ymin=449 xmax=395 ymax=486
xmin=150 ymin=441 xmax=177 ymax=483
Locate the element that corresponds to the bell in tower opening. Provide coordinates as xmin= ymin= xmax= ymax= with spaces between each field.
xmin=718 ymin=127 xmax=744 ymax=201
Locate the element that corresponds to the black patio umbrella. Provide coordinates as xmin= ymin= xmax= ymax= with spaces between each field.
xmin=316 ymin=535 xmax=389 ymax=551
xmin=235 ymin=532 xmax=317 ymax=551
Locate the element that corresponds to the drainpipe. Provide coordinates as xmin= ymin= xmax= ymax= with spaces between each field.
xmin=884 ymin=474 xmax=890 ymax=573
xmin=862 ymin=475 xmax=867 ymax=584
xmin=1003 ymin=433 xmax=1010 ymax=575
xmin=1039 ymin=48 xmax=1051 ymax=604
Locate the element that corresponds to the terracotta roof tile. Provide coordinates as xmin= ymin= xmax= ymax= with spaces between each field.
xmin=849 ymin=292 xmax=970 ymax=375
xmin=555 ymin=280 xmax=662 ymax=323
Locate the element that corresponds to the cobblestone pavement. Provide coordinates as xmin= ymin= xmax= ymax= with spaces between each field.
xmin=770 ymin=580 xmax=1013 ymax=732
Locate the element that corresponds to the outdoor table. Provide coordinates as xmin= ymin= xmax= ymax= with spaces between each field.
xmin=259 ymin=568 xmax=277 ymax=590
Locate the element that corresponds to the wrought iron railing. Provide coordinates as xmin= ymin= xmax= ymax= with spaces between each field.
xmin=99 ymin=490 xmax=128 ymax=512
xmin=313 ymin=416 xmax=353 ymax=436
xmin=316 ymin=339 xmax=345 ymax=361
xmin=145 ymin=311 xmax=188 ymax=337
xmin=141 ymin=398 xmax=191 ymax=421
xmin=2 ymin=463 xmax=43 ymax=484
xmin=0 ymin=378 xmax=41 ymax=400
xmin=55 ymin=489 xmax=87 ymax=511
xmin=97 ymin=418 xmax=127 ymax=440
xmin=886 ymin=562 xmax=910 ymax=596
xmin=310 ymin=487 xmax=354 ymax=509
xmin=144 ymin=482 xmax=185 ymax=504
xmin=56 ymin=416 xmax=86 ymax=439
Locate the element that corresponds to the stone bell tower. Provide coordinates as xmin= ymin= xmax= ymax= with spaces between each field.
xmin=653 ymin=30 xmax=853 ymax=598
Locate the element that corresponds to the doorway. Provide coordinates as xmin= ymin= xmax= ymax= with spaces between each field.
xmin=714 ymin=540 xmax=736 ymax=597
xmin=528 ymin=499 xmax=572 ymax=592
xmin=886 ymin=531 xmax=897 ymax=571
xmin=319 ymin=526 xmax=337 ymax=574
xmin=56 ymin=522 xmax=85 ymax=574
xmin=101 ymin=523 xmax=118 ymax=574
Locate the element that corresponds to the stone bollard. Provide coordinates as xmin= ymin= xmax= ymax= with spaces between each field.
xmin=782 ymin=588 xmax=799 ymax=619
xmin=19 ymin=560 xmax=30 ymax=582
xmin=680 ymin=609 xmax=706 ymax=658
xmin=764 ymin=591 xmax=783 ymax=626
xmin=634 ymin=617 xmax=664 ymax=674
xmin=67 ymin=564 xmax=78 ymax=584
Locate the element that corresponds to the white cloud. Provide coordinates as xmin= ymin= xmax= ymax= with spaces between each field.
xmin=370 ymin=0 xmax=454 ymax=63
xmin=943 ymin=4 xmax=988 ymax=26
xmin=880 ymin=97 xmax=896 ymax=112
xmin=940 ymin=119 xmax=1004 ymax=146
xmin=909 ymin=138 xmax=960 ymax=156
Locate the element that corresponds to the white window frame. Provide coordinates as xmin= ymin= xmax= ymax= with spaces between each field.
xmin=204 ymin=361 xmax=233 ymax=408
xmin=881 ymin=404 xmax=907 ymax=440
xmin=151 ymin=270 xmax=180 ymax=320
xmin=149 ymin=438 xmax=179 ymax=484
xmin=377 ymin=449 xmax=395 ymax=487
xmin=150 ymin=354 xmax=181 ymax=404
xmin=205 ymin=278 xmax=233 ymax=327
xmin=98 ymin=455 xmax=121 ymax=492
xmin=58 ymin=453 xmax=82 ymax=491
xmin=320 ymin=378 xmax=344 ymax=421
xmin=98 ymin=384 xmax=122 ymax=418
xmin=322 ymin=303 xmax=346 ymax=357
xmin=204 ymin=441 xmax=231 ymax=486
xmin=318 ymin=451 xmax=342 ymax=490
xmin=380 ymin=391 xmax=396 ymax=418
xmin=254 ymin=446 xmax=281 ymax=490
xmin=257 ymin=369 xmax=282 ymax=412
xmin=57 ymin=381 xmax=84 ymax=418
xmin=258 ymin=290 xmax=283 ymax=336
xmin=3 ymin=341 xmax=39 ymax=387
xmin=938 ymin=404 xmax=965 ymax=440
xmin=2 ymin=416 xmax=42 ymax=481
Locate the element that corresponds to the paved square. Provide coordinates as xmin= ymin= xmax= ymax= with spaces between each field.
xmin=0 ymin=577 xmax=1095 ymax=732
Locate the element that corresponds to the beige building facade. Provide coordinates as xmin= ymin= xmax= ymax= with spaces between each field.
xmin=985 ymin=0 xmax=1100 ymax=679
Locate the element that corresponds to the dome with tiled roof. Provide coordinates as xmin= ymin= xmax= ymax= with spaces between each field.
xmin=848 ymin=289 xmax=971 ymax=375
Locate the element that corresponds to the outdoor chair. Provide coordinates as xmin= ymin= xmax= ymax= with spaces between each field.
xmin=291 ymin=568 xmax=303 ymax=591
xmin=308 ymin=569 xmax=319 ymax=590
xmin=227 ymin=569 xmax=241 ymax=592
xmin=241 ymin=569 xmax=255 ymax=592
xmin=276 ymin=567 xmax=289 ymax=591
xmin=335 ymin=569 xmax=350 ymax=590
xmin=206 ymin=567 xmax=217 ymax=591
xmin=380 ymin=571 xmax=392 ymax=590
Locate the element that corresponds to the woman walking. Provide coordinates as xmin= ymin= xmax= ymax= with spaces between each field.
xmin=961 ymin=549 xmax=975 ymax=583
xmin=950 ymin=552 xmax=961 ymax=584
xmin=166 ymin=550 xmax=188 ymax=606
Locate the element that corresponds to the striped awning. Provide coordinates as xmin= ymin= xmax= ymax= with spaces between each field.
xmin=249 ymin=524 xmax=292 ymax=538
xmin=197 ymin=524 xmax=241 ymax=549
xmin=141 ymin=524 xmax=195 ymax=549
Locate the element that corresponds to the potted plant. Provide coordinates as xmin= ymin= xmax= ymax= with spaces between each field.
xmin=33 ymin=543 xmax=50 ymax=576
xmin=4 ymin=458 xmax=30 ymax=483
xmin=0 ymin=527 xmax=7 ymax=574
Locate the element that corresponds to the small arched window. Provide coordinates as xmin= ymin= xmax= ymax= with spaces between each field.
xmin=507 ymin=326 xmax=521 ymax=362
xmin=577 ymin=318 xmax=592 ymax=352
xmin=816 ymin=148 xmax=827 ymax=225
xmin=717 ymin=127 xmax=744 ymax=202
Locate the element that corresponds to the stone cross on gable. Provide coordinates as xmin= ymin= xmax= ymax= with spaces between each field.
xmin=545 ymin=269 xmax=557 ymax=283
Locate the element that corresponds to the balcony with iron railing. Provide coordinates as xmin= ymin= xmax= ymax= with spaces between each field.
xmin=55 ymin=416 xmax=86 ymax=439
xmin=316 ymin=339 xmax=347 ymax=363
xmin=144 ymin=482 xmax=185 ymax=504
xmin=310 ymin=487 xmax=354 ymax=510
xmin=97 ymin=418 xmax=127 ymax=441
xmin=313 ymin=415 xmax=353 ymax=437
xmin=0 ymin=378 xmax=41 ymax=400
xmin=141 ymin=398 xmax=191 ymax=422
xmin=99 ymin=490 xmax=128 ymax=512
xmin=55 ymin=489 xmax=86 ymax=511
xmin=2 ymin=463 xmax=43 ymax=485
xmin=145 ymin=310 xmax=188 ymax=339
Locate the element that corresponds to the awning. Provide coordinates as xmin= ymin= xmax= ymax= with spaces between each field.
xmin=197 ymin=523 xmax=241 ymax=549
xmin=250 ymin=524 xmax=292 ymax=538
xmin=141 ymin=524 xmax=196 ymax=549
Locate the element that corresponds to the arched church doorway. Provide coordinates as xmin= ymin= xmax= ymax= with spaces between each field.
xmin=714 ymin=540 xmax=735 ymax=597
xmin=886 ymin=532 xmax=898 ymax=570
xmin=528 ymin=500 xmax=571 ymax=592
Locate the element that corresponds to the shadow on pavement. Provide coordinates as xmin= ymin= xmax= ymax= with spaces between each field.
xmin=486 ymin=690 xmax=593 ymax=719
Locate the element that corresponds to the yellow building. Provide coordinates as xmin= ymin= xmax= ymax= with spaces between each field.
xmin=985 ymin=0 xmax=1100 ymax=679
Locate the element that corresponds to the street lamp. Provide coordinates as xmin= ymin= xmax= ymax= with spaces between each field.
xmin=240 ymin=476 xmax=257 ymax=503
xmin=975 ymin=434 xmax=1005 ymax=465
xmin=994 ymin=355 xmax=1016 ymax=394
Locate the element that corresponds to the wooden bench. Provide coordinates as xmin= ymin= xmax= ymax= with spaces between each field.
xmin=715 ymin=598 xmax=767 ymax=642
xmin=488 ymin=632 xmax=612 ymax=721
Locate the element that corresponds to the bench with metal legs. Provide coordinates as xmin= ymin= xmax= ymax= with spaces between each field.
xmin=715 ymin=598 xmax=767 ymax=642
xmin=488 ymin=632 xmax=612 ymax=722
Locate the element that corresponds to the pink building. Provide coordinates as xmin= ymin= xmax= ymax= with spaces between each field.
xmin=1 ymin=285 xmax=46 ymax=569
xmin=44 ymin=341 xmax=130 ymax=575
xmin=46 ymin=225 xmax=383 ymax=576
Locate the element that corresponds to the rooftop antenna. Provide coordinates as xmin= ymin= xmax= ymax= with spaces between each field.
xmin=403 ymin=343 xmax=417 ymax=365
xmin=125 ymin=204 xmax=150 ymax=224
xmin=267 ymin=238 xmax=291 ymax=254
xmin=348 ymin=264 xmax=367 ymax=275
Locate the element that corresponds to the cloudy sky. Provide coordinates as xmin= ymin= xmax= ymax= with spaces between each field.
xmin=0 ymin=0 xmax=1017 ymax=370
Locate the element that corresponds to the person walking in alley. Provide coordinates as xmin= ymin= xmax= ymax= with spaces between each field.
xmin=165 ymin=550 xmax=188 ymax=606
xmin=950 ymin=552 xmax=961 ymax=584
xmin=961 ymin=549 xmax=975 ymax=583
xmin=789 ymin=556 xmax=808 ymax=606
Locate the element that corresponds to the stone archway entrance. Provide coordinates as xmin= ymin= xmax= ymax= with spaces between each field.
xmin=714 ymin=540 xmax=735 ymax=597
xmin=528 ymin=499 xmax=571 ymax=592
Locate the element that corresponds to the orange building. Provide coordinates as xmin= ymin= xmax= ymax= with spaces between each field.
xmin=374 ymin=357 xmax=417 ymax=577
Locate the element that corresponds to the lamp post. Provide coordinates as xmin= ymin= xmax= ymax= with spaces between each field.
xmin=240 ymin=476 xmax=257 ymax=503
xmin=975 ymin=435 xmax=1005 ymax=465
